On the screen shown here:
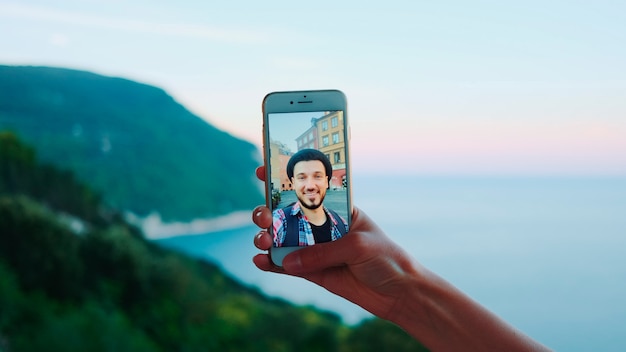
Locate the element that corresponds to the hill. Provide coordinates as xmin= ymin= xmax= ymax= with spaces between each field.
xmin=0 ymin=65 xmax=263 ymax=223
xmin=0 ymin=131 xmax=427 ymax=351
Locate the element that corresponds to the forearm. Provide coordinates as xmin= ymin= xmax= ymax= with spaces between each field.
xmin=390 ymin=266 xmax=551 ymax=352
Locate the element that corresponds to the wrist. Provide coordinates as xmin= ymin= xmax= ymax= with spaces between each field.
xmin=387 ymin=264 xmax=459 ymax=348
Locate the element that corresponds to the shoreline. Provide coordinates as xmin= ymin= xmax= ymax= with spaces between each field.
xmin=125 ymin=210 xmax=253 ymax=240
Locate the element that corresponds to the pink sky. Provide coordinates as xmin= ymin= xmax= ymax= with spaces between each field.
xmin=2 ymin=2 xmax=625 ymax=176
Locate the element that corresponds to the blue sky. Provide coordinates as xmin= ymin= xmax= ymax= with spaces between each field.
xmin=1 ymin=0 xmax=625 ymax=175
xmin=268 ymin=112 xmax=328 ymax=153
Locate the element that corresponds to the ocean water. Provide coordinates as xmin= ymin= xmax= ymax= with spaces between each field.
xmin=157 ymin=175 xmax=626 ymax=351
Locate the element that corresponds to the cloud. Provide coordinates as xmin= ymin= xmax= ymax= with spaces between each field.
xmin=0 ymin=2 xmax=268 ymax=44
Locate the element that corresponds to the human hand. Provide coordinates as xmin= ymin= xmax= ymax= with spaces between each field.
xmin=252 ymin=166 xmax=551 ymax=351
xmin=252 ymin=166 xmax=423 ymax=322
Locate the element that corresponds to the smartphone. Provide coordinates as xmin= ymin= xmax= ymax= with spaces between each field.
xmin=262 ymin=90 xmax=352 ymax=266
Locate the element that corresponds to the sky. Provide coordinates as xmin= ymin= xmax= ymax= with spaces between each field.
xmin=268 ymin=111 xmax=327 ymax=152
xmin=1 ymin=0 xmax=625 ymax=176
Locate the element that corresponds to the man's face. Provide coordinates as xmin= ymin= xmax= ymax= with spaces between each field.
xmin=292 ymin=160 xmax=328 ymax=210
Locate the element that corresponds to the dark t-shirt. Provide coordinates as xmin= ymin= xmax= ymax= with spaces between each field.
xmin=310 ymin=216 xmax=332 ymax=244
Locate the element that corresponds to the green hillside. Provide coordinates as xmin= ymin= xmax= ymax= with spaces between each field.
xmin=0 ymin=132 xmax=427 ymax=351
xmin=0 ymin=65 xmax=262 ymax=222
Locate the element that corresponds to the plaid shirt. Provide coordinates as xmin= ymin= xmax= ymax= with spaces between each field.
xmin=273 ymin=202 xmax=347 ymax=247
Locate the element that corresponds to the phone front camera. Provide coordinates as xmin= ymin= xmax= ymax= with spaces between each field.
xmin=290 ymin=101 xmax=293 ymax=104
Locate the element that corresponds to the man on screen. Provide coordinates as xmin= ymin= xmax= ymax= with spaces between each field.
xmin=272 ymin=149 xmax=348 ymax=247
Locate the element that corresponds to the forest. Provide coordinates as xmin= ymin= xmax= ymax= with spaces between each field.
xmin=0 ymin=132 xmax=427 ymax=351
xmin=0 ymin=65 xmax=263 ymax=222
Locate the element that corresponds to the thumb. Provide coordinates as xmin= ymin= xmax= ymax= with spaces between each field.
xmin=281 ymin=207 xmax=367 ymax=273
xmin=282 ymin=239 xmax=352 ymax=273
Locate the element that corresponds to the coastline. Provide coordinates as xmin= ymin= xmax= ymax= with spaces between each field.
xmin=125 ymin=210 xmax=253 ymax=240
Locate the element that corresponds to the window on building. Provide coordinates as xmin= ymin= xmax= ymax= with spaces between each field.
xmin=322 ymin=120 xmax=328 ymax=131
xmin=322 ymin=135 xmax=329 ymax=146
xmin=325 ymin=154 xmax=330 ymax=160
xmin=309 ymin=132 xmax=314 ymax=141
xmin=332 ymin=132 xmax=339 ymax=144
xmin=331 ymin=116 xmax=338 ymax=128
xmin=334 ymin=152 xmax=341 ymax=163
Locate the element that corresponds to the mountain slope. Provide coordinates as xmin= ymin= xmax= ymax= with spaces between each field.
xmin=0 ymin=131 xmax=428 ymax=351
xmin=0 ymin=65 xmax=262 ymax=222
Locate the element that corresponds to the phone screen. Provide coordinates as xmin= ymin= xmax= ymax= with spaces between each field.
xmin=266 ymin=109 xmax=351 ymax=248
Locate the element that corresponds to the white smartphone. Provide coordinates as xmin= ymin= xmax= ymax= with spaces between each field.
xmin=262 ymin=90 xmax=352 ymax=266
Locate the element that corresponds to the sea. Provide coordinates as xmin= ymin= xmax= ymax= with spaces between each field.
xmin=156 ymin=174 xmax=626 ymax=351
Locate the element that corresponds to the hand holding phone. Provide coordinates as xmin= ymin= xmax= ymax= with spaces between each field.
xmin=262 ymin=90 xmax=352 ymax=266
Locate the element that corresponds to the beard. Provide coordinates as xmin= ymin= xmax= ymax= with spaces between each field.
xmin=297 ymin=192 xmax=326 ymax=210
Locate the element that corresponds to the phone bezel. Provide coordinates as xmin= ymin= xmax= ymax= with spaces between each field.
xmin=262 ymin=89 xmax=351 ymax=267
